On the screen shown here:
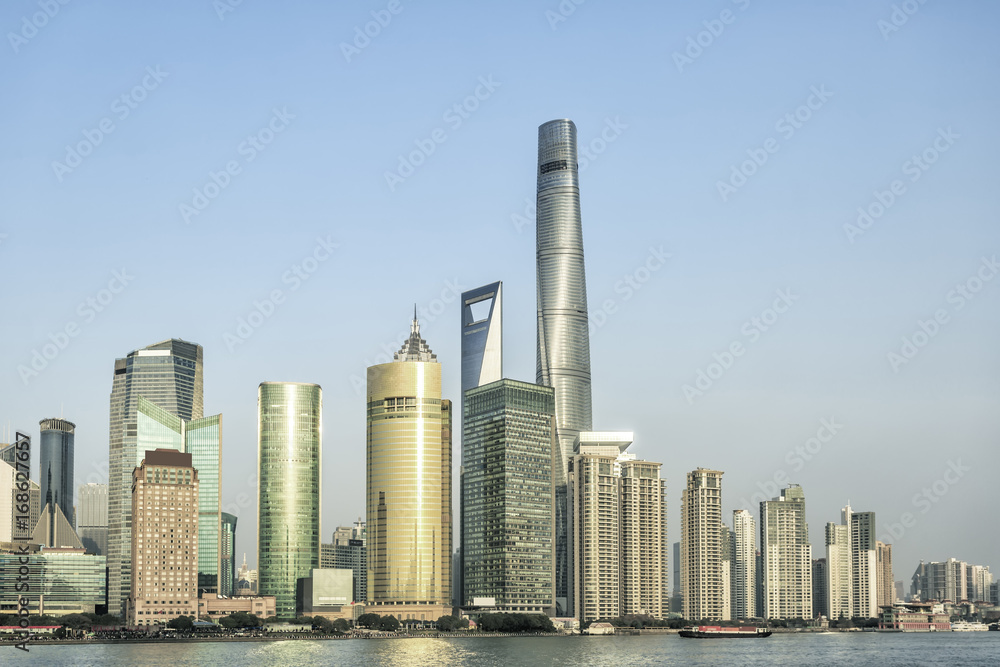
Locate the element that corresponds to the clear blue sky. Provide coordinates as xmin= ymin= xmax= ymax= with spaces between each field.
xmin=2 ymin=0 xmax=998 ymax=584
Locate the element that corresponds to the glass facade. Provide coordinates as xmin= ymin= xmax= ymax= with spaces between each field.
xmin=221 ymin=512 xmax=237 ymax=596
xmin=462 ymin=379 xmax=555 ymax=612
xmin=760 ymin=485 xmax=812 ymax=620
xmin=257 ymin=382 xmax=321 ymax=619
xmin=134 ymin=396 xmax=222 ymax=594
xmin=366 ymin=318 xmax=451 ymax=614
xmin=39 ymin=418 xmax=76 ymax=528
xmin=108 ymin=339 xmax=203 ymax=616
xmin=0 ymin=549 xmax=107 ymax=614
xmin=186 ymin=415 xmax=221 ymax=593
xmin=535 ymin=119 xmax=593 ymax=613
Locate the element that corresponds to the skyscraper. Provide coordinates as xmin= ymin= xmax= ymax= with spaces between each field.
xmin=134 ymin=396 xmax=223 ymax=594
xmin=850 ymin=510 xmax=878 ymax=619
xmin=812 ymin=558 xmax=829 ymax=619
xmin=39 ymin=418 xmax=75 ymax=529
xmin=681 ymin=468 xmax=725 ymax=621
xmin=460 ymin=282 xmax=503 ymax=607
xmin=221 ymin=512 xmax=237 ymax=597
xmin=732 ymin=509 xmax=757 ymax=620
xmin=462 ymin=379 xmax=555 ymax=614
xmin=367 ymin=315 xmax=452 ymax=622
xmin=535 ymin=119 xmax=593 ymax=612
xmin=461 ymin=282 xmax=503 ymax=402
xmin=257 ymin=382 xmax=321 ymax=619
xmin=825 ymin=519 xmax=851 ymax=619
xmin=108 ymin=338 xmax=204 ymax=616
xmin=569 ymin=437 xmax=625 ymax=623
xmin=619 ymin=457 xmax=668 ymax=619
xmin=876 ymin=541 xmax=894 ymax=608
xmin=127 ymin=448 xmax=199 ymax=626
xmin=77 ymin=482 xmax=108 ymax=556
xmin=329 ymin=521 xmax=367 ymax=604
xmin=760 ymin=485 xmax=812 ymax=620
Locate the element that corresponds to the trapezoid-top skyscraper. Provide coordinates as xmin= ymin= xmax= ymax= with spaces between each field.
xmin=536 ymin=119 xmax=594 ymax=612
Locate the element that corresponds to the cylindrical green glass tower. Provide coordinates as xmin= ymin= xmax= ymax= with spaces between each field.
xmin=257 ymin=381 xmax=321 ymax=618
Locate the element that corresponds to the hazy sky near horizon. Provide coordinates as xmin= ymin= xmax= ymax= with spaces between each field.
xmin=2 ymin=1 xmax=998 ymax=584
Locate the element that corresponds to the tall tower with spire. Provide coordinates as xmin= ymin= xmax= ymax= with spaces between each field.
xmin=365 ymin=313 xmax=452 ymax=621
xmin=535 ymin=119 xmax=593 ymax=613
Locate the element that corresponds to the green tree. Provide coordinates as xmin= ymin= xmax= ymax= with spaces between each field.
xmin=332 ymin=618 xmax=351 ymax=633
xmin=167 ymin=615 xmax=194 ymax=631
xmin=313 ymin=617 xmax=335 ymax=633
xmin=357 ymin=613 xmax=381 ymax=629
xmin=59 ymin=613 xmax=93 ymax=630
xmin=377 ymin=615 xmax=400 ymax=632
xmin=436 ymin=615 xmax=458 ymax=631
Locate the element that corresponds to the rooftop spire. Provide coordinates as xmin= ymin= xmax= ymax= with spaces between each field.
xmin=395 ymin=307 xmax=437 ymax=362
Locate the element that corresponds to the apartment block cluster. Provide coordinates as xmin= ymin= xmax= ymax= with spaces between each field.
xmin=2 ymin=119 xmax=994 ymax=629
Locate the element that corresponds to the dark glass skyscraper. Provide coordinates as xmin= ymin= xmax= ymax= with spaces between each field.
xmin=462 ymin=379 xmax=556 ymax=613
xmin=107 ymin=338 xmax=204 ymax=616
xmin=536 ymin=119 xmax=593 ymax=613
xmin=39 ymin=418 xmax=76 ymax=528
xmin=221 ymin=512 xmax=237 ymax=596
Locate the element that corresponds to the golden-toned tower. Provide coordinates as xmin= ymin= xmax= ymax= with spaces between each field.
xmin=366 ymin=312 xmax=451 ymax=622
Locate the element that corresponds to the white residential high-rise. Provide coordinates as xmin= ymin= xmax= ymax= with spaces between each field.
xmin=681 ymin=468 xmax=725 ymax=621
xmin=731 ymin=509 xmax=756 ymax=620
xmin=760 ymin=485 xmax=812 ymax=620
xmin=850 ymin=510 xmax=878 ymax=619
xmin=825 ymin=519 xmax=851 ymax=619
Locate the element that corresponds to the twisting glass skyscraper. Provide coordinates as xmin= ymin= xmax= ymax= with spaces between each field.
xmin=535 ymin=119 xmax=593 ymax=612
xmin=257 ymin=382 xmax=321 ymax=619
xmin=107 ymin=338 xmax=203 ymax=616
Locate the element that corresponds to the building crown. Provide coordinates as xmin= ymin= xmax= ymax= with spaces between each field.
xmin=394 ymin=306 xmax=437 ymax=362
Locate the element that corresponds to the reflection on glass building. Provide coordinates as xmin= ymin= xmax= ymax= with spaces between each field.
xmin=108 ymin=338 xmax=204 ymax=616
xmin=0 ymin=547 xmax=106 ymax=615
xmin=39 ymin=418 xmax=76 ymax=529
xmin=462 ymin=379 xmax=555 ymax=614
xmin=535 ymin=119 xmax=594 ymax=613
xmin=78 ymin=482 xmax=109 ymax=556
xmin=257 ymin=382 xmax=321 ymax=619
xmin=367 ymin=315 xmax=452 ymax=621
xmin=135 ymin=396 xmax=222 ymax=594
xmin=221 ymin=512 xmax=237 ymax=596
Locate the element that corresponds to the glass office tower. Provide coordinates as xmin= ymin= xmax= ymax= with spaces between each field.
xmin=258 ymin=382 xmax=321 ymax=619
xmin=462 ymin=379 xmax=555 ymax=613
xmin=535 ymin=119 xmax=593 ymax=613
xmin=39 ymin=418 xmax=76 ymax=531
xmin=78 ymin=483 xmax=109 ymax=556
xmin=367 ymin=315 xmax=452 ymax=621
xmin=221 ymin=512 xmax=237 ymax=596
xmin=134 ymin=396 xmax=222 ymax=594
xmin=107 ymin=338 xmax=203 ymax=616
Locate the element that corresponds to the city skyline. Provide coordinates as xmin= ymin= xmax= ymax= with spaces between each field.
xmin=3 ymin=1 xmax=998 ymax=593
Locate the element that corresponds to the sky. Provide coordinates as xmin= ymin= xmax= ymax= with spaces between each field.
xmin=1 ymin=0 xmax=998 ymax=588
